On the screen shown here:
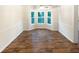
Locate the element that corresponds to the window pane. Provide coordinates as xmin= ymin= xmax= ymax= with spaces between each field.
xmin=48 ymin=18 xmax=51 ymax=24
xmin=48 ymin=12 xmax=51 ymax=17
xmin=38 ymin=18 xmax=44 ymax=23
xmin=31 ymin=12 xmax=34 ymax=17
xmin=38 ymin=12 xmax=44 ymax=17
xmin=31 ymin=18 xmax=34 ymax=24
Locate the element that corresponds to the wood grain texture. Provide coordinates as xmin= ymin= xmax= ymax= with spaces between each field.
xmin=2 ymin=29 xmax=79 ymax=53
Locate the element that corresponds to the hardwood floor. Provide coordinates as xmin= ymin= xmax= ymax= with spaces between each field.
xmin=2 ymin=29 xmax=79 ymax=53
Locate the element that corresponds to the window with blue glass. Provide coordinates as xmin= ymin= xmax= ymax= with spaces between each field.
xmin=38 ymin=12 xmax=44 ymax=17
xmin=31 ymin=12 xmax=34 ymax=17
xmin=48 ymin=11 xmax=51 ymax=24
xmin=48 ymin=11 xmax=51 ymax=17
xmin=31 ymin=12 xmax=34 ymax=24
xmin=31 ymin=11 xmax=51 ymax=24
xmin=31 ymin=18 xmax=34 ymax=24
xmin=38 ymin=12 xmax=44 ymax=23
xmin=38 ymin=18 xmax=44 ymax=23
xmin=48 ymin=17 xmax=51 ymax=24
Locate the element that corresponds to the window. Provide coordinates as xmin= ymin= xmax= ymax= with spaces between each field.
xmin=31 ymin=11 xmax=51 ymax=24
xmin=38 ymin=18 xmax=44 ymax=23
xmin=48 ymin=11 xmax=51 ymax=24
xmin=31 ymin=12 xmax=34 ymax=17
xmin=38 ymin=12 xmax=44 ymax=23
xmin=48 ymin=11 xmax=51 ymax=17
xmin=48 ymin=17 xmax=51 ymax=24
xmin=31 ymin=12 xmax=34 ymax=24
xmin=31 ymin=18 xmax=34 ymax=24
xmin=38 ymin=12 xmax=44 ymax=17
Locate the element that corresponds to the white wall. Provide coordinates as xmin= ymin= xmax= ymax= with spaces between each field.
xmin=0 ymin=6 xmax=24 ymax=52
xmin=74 ymin=6 xmax=78 ymax=43
xmin=51 ymin=7 xmax=58 ymax=31
xmin=58 ymin=5 xmax=76 ymax=43
xmin=23 ymin=6 xmax=32 ymax=30
xmin=23 ymin=6 xmax=58 ymax=31
xmin=78 ymin=6 xmax=79 ymax=30
xmin=78 ymin=6 xmax=79 ymax=42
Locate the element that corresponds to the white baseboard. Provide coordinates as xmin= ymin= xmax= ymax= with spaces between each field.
xmin=59 ymin=30 xmax=74 ymax=43
xmin=0 ymin=22 xmax=23 ymax=52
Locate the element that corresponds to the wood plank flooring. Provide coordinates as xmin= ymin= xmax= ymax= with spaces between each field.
xmin=2 ymin=29 xmax=79 ymax=53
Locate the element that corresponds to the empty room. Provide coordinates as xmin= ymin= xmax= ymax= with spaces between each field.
xmin=0 ymin=5 xmax=79 ymax=53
